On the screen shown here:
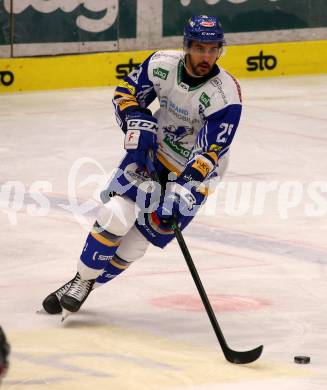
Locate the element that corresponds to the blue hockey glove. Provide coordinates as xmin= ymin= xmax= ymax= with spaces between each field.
xmin=124 ymin=112 xmax=158 ymax=168
xmin=156 ymin=153 xmax=214 ymax=227
xmin=156 ymin=179 xmax=199 ymax=227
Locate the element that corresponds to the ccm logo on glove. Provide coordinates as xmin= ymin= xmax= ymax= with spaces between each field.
xmin=124 ymin=113 xmax=158 ymax=168
xmin=127 ymin=119 xmax=157 ymax=133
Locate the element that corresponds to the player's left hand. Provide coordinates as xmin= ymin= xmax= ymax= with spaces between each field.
xmin=124 ymin=112 xmax=158 ymax=169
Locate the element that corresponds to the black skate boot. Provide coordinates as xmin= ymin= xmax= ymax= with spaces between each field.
xmin=42 ymin=277 xmax=75 ymax=314
xmin=60 ymin=272 xmax=95 ymax=313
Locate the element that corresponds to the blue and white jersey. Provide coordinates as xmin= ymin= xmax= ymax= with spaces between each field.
xmin=113 ymin=50 xmax=242 ymax=181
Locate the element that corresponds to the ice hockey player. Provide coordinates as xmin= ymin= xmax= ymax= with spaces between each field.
xmin=42 ymin=15 xmax=242 ymax=318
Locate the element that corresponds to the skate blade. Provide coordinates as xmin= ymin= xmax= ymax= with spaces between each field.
xmin=61 ymin=309 xmax=73 ymax=322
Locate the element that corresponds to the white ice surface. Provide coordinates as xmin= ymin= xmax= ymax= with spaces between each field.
xmin=0 ymin=74 xmax=327 ymax=389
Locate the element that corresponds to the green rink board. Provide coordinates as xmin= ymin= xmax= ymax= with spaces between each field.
xmin=163 ymin=0 xmax=327 ymax=36
xmin=0 ymin=2 xmax=10 ymax=46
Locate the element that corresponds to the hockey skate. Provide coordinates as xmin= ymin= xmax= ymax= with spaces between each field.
xmin=42 ymin=276 xmax=76 ymax=314
xmin=60 ymin=272 xmax=95 ymax=320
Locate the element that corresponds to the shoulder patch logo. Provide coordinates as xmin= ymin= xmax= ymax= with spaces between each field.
xmin=199 ymin=92 xmax=211 ymax=108
xmin=153 ymin=67 xmax=169 ymax=80
xmin=179 ymin=82 xmax=189 ymax=91
xmin=210 ymin=78 xmax=222 ymax=88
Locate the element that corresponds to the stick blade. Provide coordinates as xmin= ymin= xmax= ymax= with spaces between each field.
xmin=224 ymin=344 xmax=263 ymax=364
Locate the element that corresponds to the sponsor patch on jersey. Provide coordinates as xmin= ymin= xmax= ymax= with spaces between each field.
xmin=179 ymin=82 xmax=189 ymax=91
xmin=210 ymin=78 xmax=222 ymax=88
xmin=153 ymin=67 xmax=169 ymax=80
xmin=192 ymin=158 xmax=211 ymax=178
xmin=210 ymin=78 xmax=228 ymax=104
xmin=199 ymin=92 xmax=211 ymax=108
xmin=166 ymin=100 xmax=191 ymax=122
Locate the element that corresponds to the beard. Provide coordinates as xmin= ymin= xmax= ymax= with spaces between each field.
xmin=187 ymin=57 xmax=213 ymax=77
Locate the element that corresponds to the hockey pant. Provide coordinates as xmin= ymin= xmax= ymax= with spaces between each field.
xmin=102 ymin=152 xmax=229 ymax=248
xmin=78 ymin=151 xmax=229 ymax=287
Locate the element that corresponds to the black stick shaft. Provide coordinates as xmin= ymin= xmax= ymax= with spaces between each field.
xmin=146 ymin=152 xmax=230 ymax=352
xmin=146 ymin=150 xmax=263 ymax=364
xmin=174 ymin=225 xmax=229 ymax=351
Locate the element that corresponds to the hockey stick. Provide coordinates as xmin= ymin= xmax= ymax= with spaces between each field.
xmin=146 ymin=150 xmax=263 ymax=364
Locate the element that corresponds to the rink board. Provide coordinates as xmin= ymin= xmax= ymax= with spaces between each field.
xmin=0 ymin=40 xmax=326 ymax=93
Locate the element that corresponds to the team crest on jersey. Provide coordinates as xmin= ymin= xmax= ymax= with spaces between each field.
xmin=165 ymin=125 xmax=194 ymax=142
xmin=163 ymin=125 xmax=194 ymax=159
xmin=153 ymin=67 xmax=169 ymax=80
xmin=199 ymin=92 xmax=211 ymax=108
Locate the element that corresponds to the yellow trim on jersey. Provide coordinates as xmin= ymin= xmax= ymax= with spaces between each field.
xmin=90 ymin=232 xmax=120 ymax=247
xmin=120 ymin=81 xmax=136 ymax=95
xmin=110 ymin=258 xmax=130 ymax=270
xmin=157 ymin=152 xmax=181 ymax=176
xmin=114 ymin=91 xmax=137 ymax=100
xmin=118 ymin=100 xmax=139 ymax=111
xmin=205 ymin=151 xmax=219 ymax=165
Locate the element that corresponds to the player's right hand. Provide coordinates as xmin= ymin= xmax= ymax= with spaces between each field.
xmin=124 ymin=112 xmax=158 ymax=168
xmin=156 ymin=179 xmax=197 ymax=227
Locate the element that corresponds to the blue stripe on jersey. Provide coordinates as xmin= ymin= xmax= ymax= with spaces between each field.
xmin=194 ymin=103 xmax=242 ymax=161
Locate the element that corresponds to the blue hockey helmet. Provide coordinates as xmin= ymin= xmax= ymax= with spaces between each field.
xmin=183 ymin=15 xmax=225 ymax=48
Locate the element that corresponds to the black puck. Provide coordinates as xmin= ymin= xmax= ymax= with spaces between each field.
xmin=294 ymin=355 xmax=310 ymax=364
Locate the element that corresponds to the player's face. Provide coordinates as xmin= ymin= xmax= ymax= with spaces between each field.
xmin=186 ymin=41 xmax=220 ymax=76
